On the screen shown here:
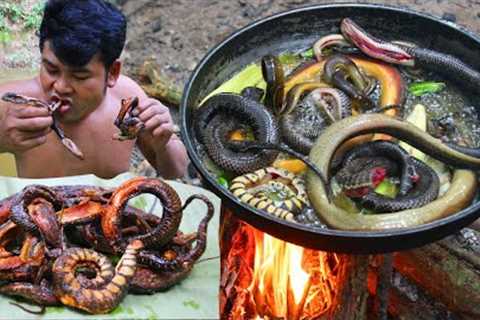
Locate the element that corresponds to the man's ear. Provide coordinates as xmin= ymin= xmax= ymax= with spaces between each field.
xmin=107 ymin=60 xmax=122 ymax=88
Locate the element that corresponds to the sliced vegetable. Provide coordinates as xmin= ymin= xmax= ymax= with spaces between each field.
xmin=200 ymin=63 xmax=266 ymax=105
xmin=300 ymin=48 xmax=314 ymax=59
xmin=278 ymin=53 xmax=302 ymax=65
xmin=217 ymin=176 xmax=230 ymax=188
xmin=374 ymin=179 xmax=397 ymax=198
xmin=408 ymin=81 xmax=445 ymax=96
xmin=333 ymin=193 xmax=359 ymax=214
xmin=273 ymin=159 xmax=307 ymax=174
xmin=399 ymin=103 xmax=427 ymax=160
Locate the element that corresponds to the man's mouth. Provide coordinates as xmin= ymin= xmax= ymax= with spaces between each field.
xmin=50 ymin=96 xmax=72 ymax=114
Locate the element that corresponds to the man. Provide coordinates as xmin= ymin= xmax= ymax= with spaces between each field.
xmin=0 ymin=0 xmax=188 ymax=179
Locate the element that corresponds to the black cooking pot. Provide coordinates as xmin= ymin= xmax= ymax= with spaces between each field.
xmin=180 ymin=3 xmax=480 ymax=253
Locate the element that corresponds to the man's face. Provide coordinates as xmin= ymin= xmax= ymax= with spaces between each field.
xmin=39 ymin=41 xmax=109 ymax=123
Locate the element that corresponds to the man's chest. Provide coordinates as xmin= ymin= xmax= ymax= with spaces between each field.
xmin=17 ymin=121 xmax=136 ymax=178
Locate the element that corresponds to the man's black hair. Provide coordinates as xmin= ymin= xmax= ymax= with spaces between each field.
xmin=39 ymin=0 xmax=126 ymax=70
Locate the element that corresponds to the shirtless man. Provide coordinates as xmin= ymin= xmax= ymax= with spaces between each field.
xmin=0 ymin=0 xmax=188 ymax=179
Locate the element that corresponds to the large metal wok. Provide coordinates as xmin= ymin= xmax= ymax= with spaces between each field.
xmin=180 ymin=4 xmax=480 ymax=253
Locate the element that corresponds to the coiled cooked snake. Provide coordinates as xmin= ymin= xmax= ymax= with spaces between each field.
xmin=10 ymin=185 xmax=64 ymax=248
xmin=306 ymin=114 xmax=478 ymax=230
xmin=101 ymin=177 xmax=183 ymax=251
xmin=334 ymin=141 xmax=417 ymax=196
xmin=281 ymin=87 xmax=352 ymax=155
xmin=229 ymin=167 xmax=308 ymax=221
xmin=52 ymin=240 xmax=143 ymax=314
xmin=138 ymin=194 xmax=214 ymax=272
xmin=195 ymin=91 xmax=280 ymax=174
xmin=334 ymin=141 xmax=440 ymax=212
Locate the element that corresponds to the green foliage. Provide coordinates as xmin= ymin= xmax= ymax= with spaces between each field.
xmin=183 ymin=299 xmax=200 ymax=309
xmin=0 ymin=1 xmax=45 ymax=35
xmin=24 ymin=1 xmax=45 ymax=30
xmin=1 ymin=3 xmax=23 ymax=23
xmin=408 ymin=81 xmax=446 ymax=96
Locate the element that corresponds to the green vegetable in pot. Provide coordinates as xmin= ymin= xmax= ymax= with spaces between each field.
xmin=408 ymin=81 xmax=445 ymax=96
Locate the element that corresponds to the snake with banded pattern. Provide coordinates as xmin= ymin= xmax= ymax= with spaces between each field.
xmin=52 ymin=240 xmax=143 ymax=314
xmin=229 ymin=167 xmax=308 ymax=221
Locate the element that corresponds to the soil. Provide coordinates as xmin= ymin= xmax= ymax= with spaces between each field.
xmin=119 ymin=0 xmax=480 ymax=86
xmin=3 ymin=0 xmax=480 ymax=86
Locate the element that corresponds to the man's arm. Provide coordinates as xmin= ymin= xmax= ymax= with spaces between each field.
xmin=118 ymin=75 xmax=188 ymax=179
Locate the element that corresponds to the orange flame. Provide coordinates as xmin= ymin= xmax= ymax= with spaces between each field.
xmin=249 ymin=228 xmax=339 ymax=319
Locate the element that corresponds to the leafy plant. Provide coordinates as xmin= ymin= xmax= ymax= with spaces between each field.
xmin=24 ymin=1 xmax=45 ymax=30
xmin=0 ymin=3 xmax=23 ymax=23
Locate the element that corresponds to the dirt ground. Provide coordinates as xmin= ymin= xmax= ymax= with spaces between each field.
xmin=119 ymin=0 xmax=480 ymax=87
xmin=3 ymin=1 xmax=479 ymax=85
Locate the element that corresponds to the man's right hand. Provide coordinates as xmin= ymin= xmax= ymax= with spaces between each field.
xmin=0 ymin=102 xmax=53 ymax=153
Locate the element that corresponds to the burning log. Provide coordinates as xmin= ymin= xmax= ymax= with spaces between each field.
xmin=220 ymin=206 xmax=480 ymax=320
xmin=320 ymin=254 xmax=369 ymax=320
xmin=220 ymin=208 xmax=367 ymax=320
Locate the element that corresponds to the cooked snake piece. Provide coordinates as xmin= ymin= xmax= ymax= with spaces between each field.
xmin=10 ymin=185 xmax=63 ymax=240
xmin=334 ymin=141 xmax=417 ymax=196
xmin=323 ymin=54 xmax=376 ymax=109
xmin=52 ymin=240 xmax=143 ymax=314
xmin=340 ymin=18 xmax=480 ymax=92
xmin=262 ymin=55 xmax=285 ymax=114
xmin=138 ymin=194 xmax=214 ymax=272
xmin=113 ymin=96 xmax=145 ymax=141
xmin=102 ymin=177 xmax=183 ymax=251
xmin=195 ymin=93 xmax=281 ymax=174
xmin=0 ymin=280 xmax=59 ymax=306
xmin=281 ymin=87 xmax=351 ymax=155
xmin=359 ymin=158 xmax=440 ymax=212
xmin=229 ymin=167 xmax=308 ymax=221
xmin=129 ymin=265 xmax=193 ymax=294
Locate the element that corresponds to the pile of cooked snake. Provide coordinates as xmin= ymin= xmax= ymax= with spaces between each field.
xmin=194 ymin=18 xmax=480 ymax=231
xmin=0 ymin=176 xmax=214 ymax=314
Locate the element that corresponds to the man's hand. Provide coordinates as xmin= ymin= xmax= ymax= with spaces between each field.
xmin=0 ymin=101 xmax=53 ymax=153
xmin=133 ymin=97 xmax=175 ymax=148
xmin=133 ymin=97 xmax=188 ymax=179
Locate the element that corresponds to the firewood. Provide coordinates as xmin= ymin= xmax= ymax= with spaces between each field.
xmin=320 ymin=254 xmax=369 ymax=320
xmin=394 ymin=229 xmax=480 ymax=319
xmin=138 ymin=59 xmax=183 ymax=107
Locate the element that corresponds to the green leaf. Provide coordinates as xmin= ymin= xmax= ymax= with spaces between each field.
xmin=183 ymin=299 xmax=200 ymax=309
xmin=200 ymin=63 xmax=265 ymax=105
xmin=132 ymin=197 xmax=148 ymax=210
xmin=408 ymin=81 xmax=446 ymax=96
xmin=217 ymin=176 xmax=229 ymax=188
xmin=374 ymin=179 xmax=397 ymax=198
xmin=300 ymin=48 xmax=314 ymax=58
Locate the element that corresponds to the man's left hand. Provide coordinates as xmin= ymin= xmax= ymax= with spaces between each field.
xmin=133 ymin=97 xmax=174 ymax=148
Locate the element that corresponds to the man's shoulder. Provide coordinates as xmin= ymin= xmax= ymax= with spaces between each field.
xmin=0 ymin=77 xmax=42 ymax=98
xmin=112 ymin=75 xmax=147 ymax=99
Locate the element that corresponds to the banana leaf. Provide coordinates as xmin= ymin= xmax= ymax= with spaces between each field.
xmin=0 ymin=172 xmax=220 ymax=320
